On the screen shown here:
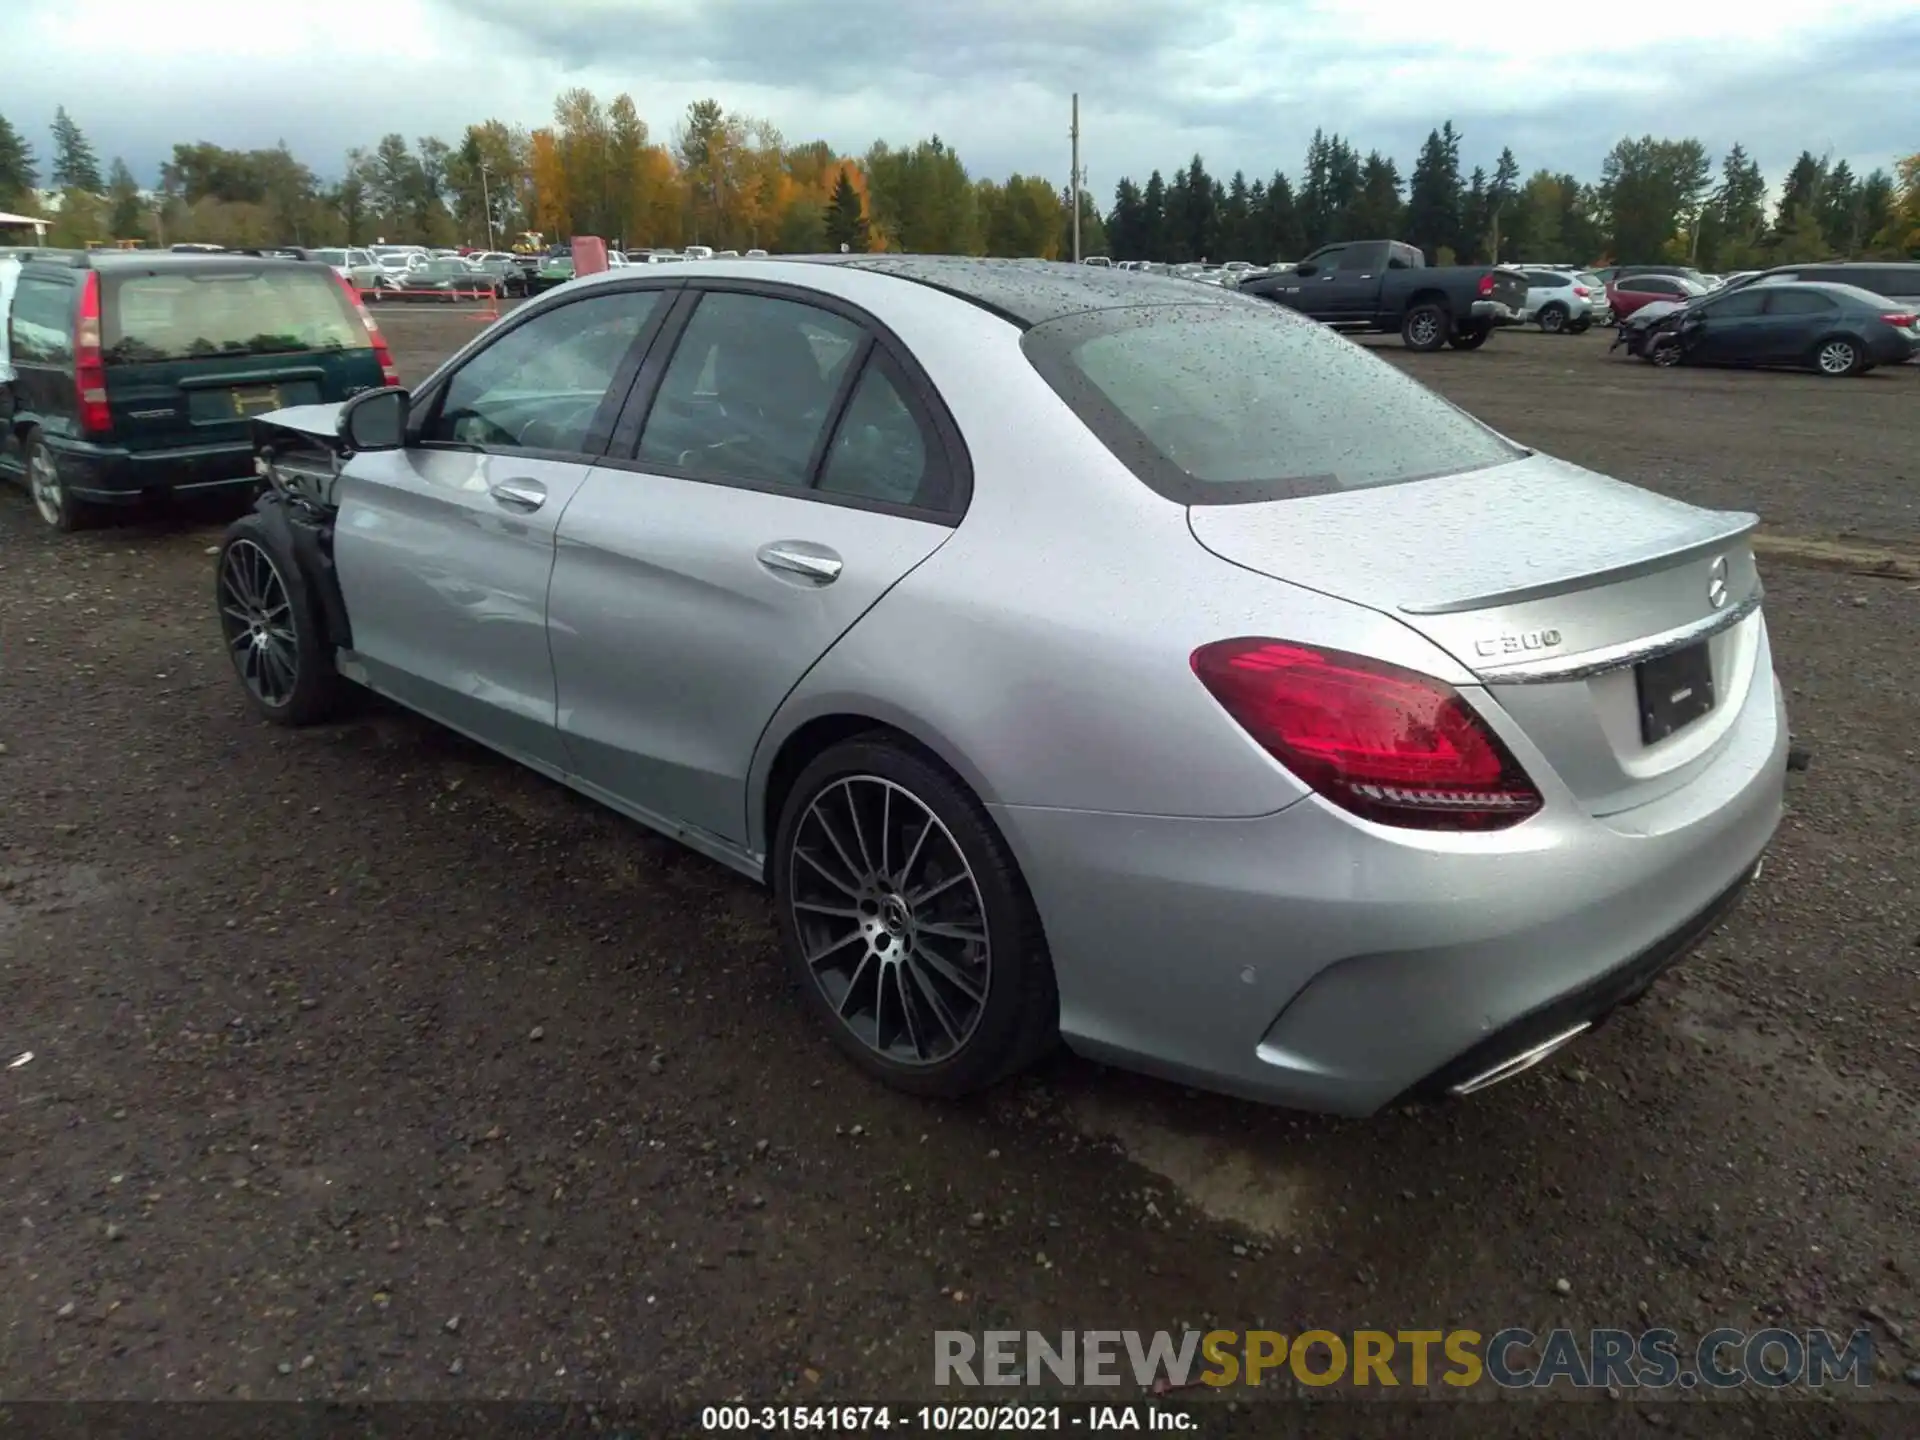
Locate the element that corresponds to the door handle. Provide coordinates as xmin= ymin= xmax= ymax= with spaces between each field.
xmin=757 ymin=542 xmax=843 ymax=583
xmin=489 ymin=478 xmax=546 ymax=511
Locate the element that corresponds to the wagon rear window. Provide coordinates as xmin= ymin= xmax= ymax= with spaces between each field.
xmin=103 ymin=268 xmax=368 ymax=365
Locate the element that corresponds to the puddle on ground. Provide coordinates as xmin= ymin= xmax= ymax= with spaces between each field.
xmin=1065 ymin=1093 xmax=1317 ymax=1239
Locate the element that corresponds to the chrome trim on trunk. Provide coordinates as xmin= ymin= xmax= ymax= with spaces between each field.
xmin=1478 ymin=586 xmax=1763 ymax=685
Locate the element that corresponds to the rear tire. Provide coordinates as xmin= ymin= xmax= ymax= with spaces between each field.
xmin=1448 ymin=324 xmax=1491 ymax=350
xmin=215 ymin=513 xmax=350 ymax=727
xmin=23 ymin=431 xmax=98 ymax=533
xmin=771 ymin=734 xmax=1059 ymax=1099
xmin=1402 ymin=303 xmax=1450 ymax=351
xmin=1568 ymin=316 xmax=1593 ymax=334
xmin=1812 ymin=337 xmax=1862 ymax=377
xmin=1536 ymin=303 xmax=1569 ymax=334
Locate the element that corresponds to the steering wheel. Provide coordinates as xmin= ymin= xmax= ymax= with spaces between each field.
xmin=514 ymin=398 xmax=600 ymax=451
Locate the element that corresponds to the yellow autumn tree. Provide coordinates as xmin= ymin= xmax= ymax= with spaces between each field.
xmin=529 ymin=128 xmax=568 ymax=237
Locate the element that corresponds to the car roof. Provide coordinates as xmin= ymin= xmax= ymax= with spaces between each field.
xmin=17 ymin=250 xmax=321 ymax=274
xmin=805 ymin=255 xmax=1240 ymax=327
xmin=555 ymin=254 xmax=1242 ymax=328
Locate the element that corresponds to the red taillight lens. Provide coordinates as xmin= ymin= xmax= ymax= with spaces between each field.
xmin=1477 ymin=273 xmax=1495 ymax=297
xmin=334 ymin=269 xmax=401 ymax=387
xmin=74 ymin=271 xmax=113 ymax=436
xmin=1881 ymin=312 xmax=1915 ymax=328
xmin=1190 ymin=639 xmax=1543 ymax=831
xmin=1573 ymin=285 xmax=1590 ymax=297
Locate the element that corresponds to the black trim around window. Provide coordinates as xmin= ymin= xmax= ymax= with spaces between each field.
xmin=592 ymin=277 xmax=973 ymax=526
xmin=403 ymin=277 xmax=686 ymax=464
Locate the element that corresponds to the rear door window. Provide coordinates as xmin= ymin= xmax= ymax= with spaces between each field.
xmin=1022 ymin=302 xmax=1523 ymax=505
xmin=814 ymin=349 xmax=950 ymax=510
xmin=1763 ymin=290 xmax=1837 ymax=316
xmin=102 ymin=266 xmax=367 ymax=366
xmin=9 ymin=276 xmax=74 ymax=364
xmin=1338 ymin=243 xmax=1388 ymax=272
xmin=637 ymin=291 xmax=863 ymax=489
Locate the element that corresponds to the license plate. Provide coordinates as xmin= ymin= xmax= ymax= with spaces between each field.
xmin=1636 ymin=642 xmax=1715 ymax=744
xmin=233 ymin=387 xmax=281 ymax=416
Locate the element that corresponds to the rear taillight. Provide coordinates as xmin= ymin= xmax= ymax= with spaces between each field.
xmin=1190 ymin=639 xmax=1543 ymax=831
xmin=1881 ymin=312 xmax=1915 ymax=328
xmin=74 ymin=271 xmax=112 ymax=436
xmin=1573 ymin=285 xmax=1590 ymax=297
xmin=1477 ymin=273 xmax=1495 ymax=297
xmin=334 ymin=269 xmax=401 ymax=387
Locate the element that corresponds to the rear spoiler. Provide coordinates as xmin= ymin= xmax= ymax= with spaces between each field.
xmin=1400 ymin=510 xmax=1760 ymax=616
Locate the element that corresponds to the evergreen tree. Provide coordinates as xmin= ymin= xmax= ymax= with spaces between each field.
xmin=106 ymin=157 xmax=144 ymax=239
xmin=1106 ymin=177 xmax=1145 ymax=259
xmin=1261 ymin=171 xmax=1304 ymax=261
xmin=824 ymin=167 xmax=869 ymax=251
xmin=50 ymin=106 xmax=103 ymax=191
xmin=1405 ymin=123 xmax=1463 ymax=262
xmin=1139 ymin=170 xmax=1168 ymax=259
xmin=0 ymin=112 xmax=38 ymax=209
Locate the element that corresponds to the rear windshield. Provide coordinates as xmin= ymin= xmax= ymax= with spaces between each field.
xmin=103 ymin=267 xmax=367 ymax=365
xmin=1021 ymin=302 xmax=1525 ymax=505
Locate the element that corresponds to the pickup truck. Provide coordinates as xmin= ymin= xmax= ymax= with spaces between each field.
xmin=1238 ymin=240 xmax=1528 ymax=351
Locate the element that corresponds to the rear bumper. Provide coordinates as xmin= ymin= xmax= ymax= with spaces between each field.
xmin=1400 ymin=858 xmax=1759 ymax=1101
xmin=1471 ymin=300 xmax=1522 ymax=326
xmin=988 ymin=641 xmax=1787 ymax=1117
xmin=49 ymin=437 xmax=259 ymax=504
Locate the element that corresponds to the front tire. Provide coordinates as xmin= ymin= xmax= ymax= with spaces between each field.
xmin=215 ymin=514 xmax=349 ymax=726
xmin=23 ymin=432 xmax=97 ymax=533
xmin=1402 ymin=302 xmax=1449 ymax=351
xmin=771 ymin=735 xmax=1058 ymax=1099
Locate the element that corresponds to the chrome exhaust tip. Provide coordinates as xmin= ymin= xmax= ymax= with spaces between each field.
xmin=1447 ymin=1021 xmax=1593 ymax=1098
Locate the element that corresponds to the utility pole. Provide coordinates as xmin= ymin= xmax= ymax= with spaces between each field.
xmin=1069 ymin=93 xmax=1081 ymax=264
xmin=480 ymin=163 xmax=497 ymax=251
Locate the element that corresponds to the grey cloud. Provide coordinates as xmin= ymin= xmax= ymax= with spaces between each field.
xmin=450 ymin=0 xmax=1200 ymax=92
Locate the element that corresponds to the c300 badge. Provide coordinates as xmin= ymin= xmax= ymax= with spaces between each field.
xmin=1473 ymin=628 xmax=1564 ymax=658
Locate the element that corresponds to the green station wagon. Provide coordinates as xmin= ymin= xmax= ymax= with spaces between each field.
xmin=0 ymin=250 xmax=398 ymax=531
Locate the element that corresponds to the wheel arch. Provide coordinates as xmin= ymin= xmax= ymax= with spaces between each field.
xmin=750 ymin=699 xmax=1003 ymax=881
xmin=1405 ymin=286 xmax=1451 ymax=316
xmin=244 ymin=490 xmax=355 ymax=653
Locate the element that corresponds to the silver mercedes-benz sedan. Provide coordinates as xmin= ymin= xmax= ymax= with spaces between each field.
xmin=218 ymin=257 xmax=1787 ymax=1116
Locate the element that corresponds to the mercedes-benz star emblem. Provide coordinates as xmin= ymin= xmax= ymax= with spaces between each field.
xmin=1707 ymin=555 xmax=1729 ymax=610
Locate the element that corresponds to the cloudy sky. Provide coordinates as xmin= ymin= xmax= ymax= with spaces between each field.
xmin=9 ymin=0 xmax=1919 ymax=197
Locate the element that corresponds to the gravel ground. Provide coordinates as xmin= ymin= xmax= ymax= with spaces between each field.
xmin=1 ymin=308 xmax=1915 ymax=1431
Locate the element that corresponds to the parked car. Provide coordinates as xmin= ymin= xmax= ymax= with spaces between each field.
xmin=527 ymin=255 xmax=577 ymax=292
xmin=392 ymin=258 xmax=496 ymax=302
xmin=373 ymin=252 xmax=425 ymax=283
xmin=1240 ymin=239 xmax=1528 ymax=351
xmin=1514 ymin=268 xmax=1602 ymax=333
xmin=1606 ymin=273 xmax=1709 ymax=319
xmin=468 ymin=256 xmax=530 ymax=297
xmin=311 ymin=246 xmax=395 ymax=301
xmin=217 ymin=256 xmax=1784 ymax=1116
xmin=1639 ymin=280 xmax=1917 ymax=376
xmin=0 ymin=250 xmax=396 ymax=531
xmin=1730 ymin=261 xmax=1920 ymax=310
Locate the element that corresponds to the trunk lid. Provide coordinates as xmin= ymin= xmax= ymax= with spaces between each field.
xmin=1188 ymin=453 xmax=1765 ymax=816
